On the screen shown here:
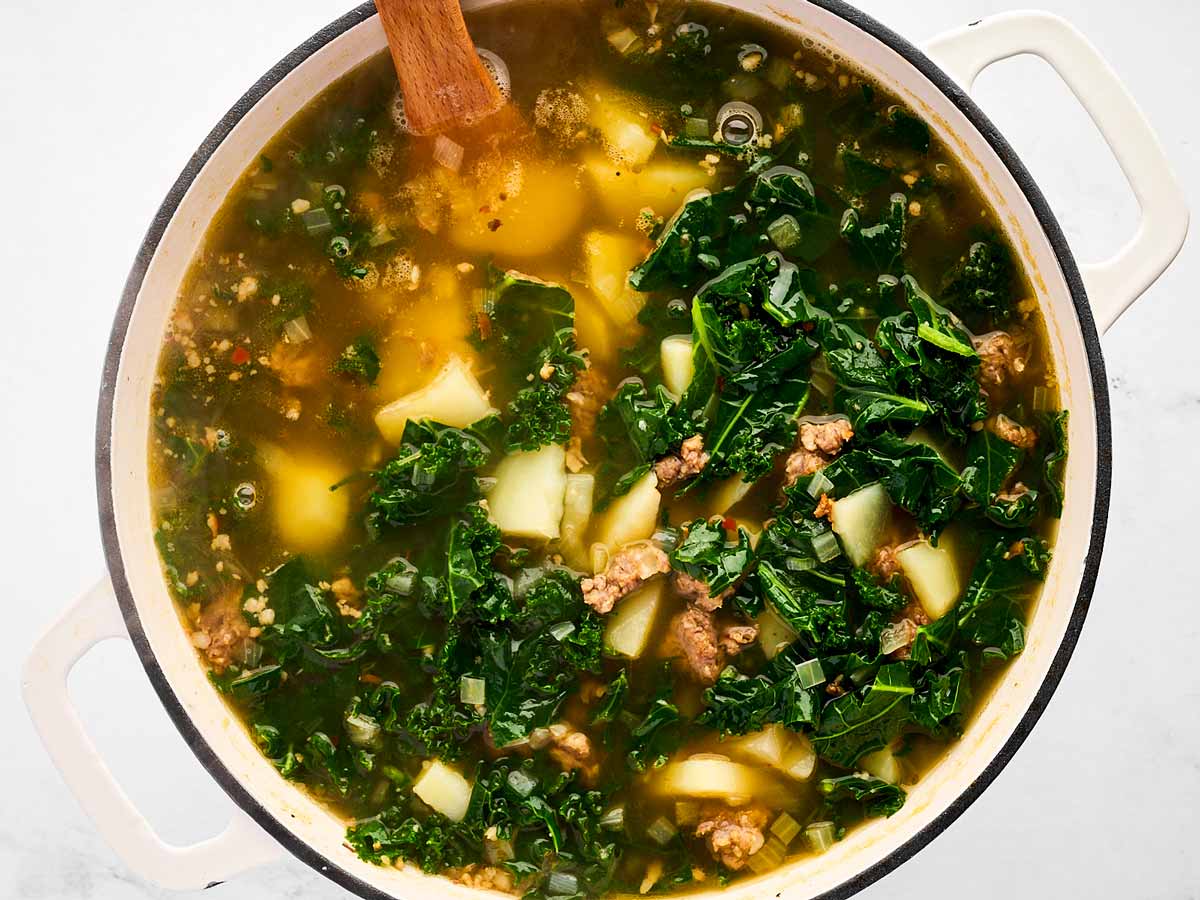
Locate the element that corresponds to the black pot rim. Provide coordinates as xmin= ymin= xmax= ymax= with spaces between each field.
xmin=95 ymin=2 xmax=1111 ymax=897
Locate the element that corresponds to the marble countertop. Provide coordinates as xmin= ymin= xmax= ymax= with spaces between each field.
xmin=2 ymin=0 xmax=1196 ymax=897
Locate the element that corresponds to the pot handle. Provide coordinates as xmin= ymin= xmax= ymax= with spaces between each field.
xmin=21 ymin=578 xmax=283 ymax=889
xmin=924 ymin=11 xmax=1189 ymax=333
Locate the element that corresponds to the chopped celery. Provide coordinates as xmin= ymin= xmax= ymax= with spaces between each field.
xmin=767 ymin=213 xmax=802 ymax=251
xmin=794 ymin=657 xmax=825 ymax=689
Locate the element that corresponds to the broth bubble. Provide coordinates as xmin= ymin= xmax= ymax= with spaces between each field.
xmin=234 ymin=482 xmax=257 ymax=510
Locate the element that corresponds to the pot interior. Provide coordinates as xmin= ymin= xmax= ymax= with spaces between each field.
xmin=102 ymin=2 xmax=1103 ymax=898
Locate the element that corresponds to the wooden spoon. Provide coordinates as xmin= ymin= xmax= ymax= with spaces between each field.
xmin=376 ymin=0 xmax=507 ymax=136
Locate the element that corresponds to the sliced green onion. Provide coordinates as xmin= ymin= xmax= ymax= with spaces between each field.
xmin=652 ymin=526 xmax=680 ymax=552
xmin=879 ymin=622 xmax=911 ymax=656
xmin=344 ymin=713 xmax=383 ymax=750
xmin=647 ymin=816 xmax=678 ymax=846
xmin=383 ymin=560 xmax=418 ymax=596
xmin=282 ymin=315 xmax=312 ymax=344
xmin=767 ymin=214 xmax=802 ymax=251
xmin=807 ymin=469 xmax=834 ymax=498
xmin=506 ymin=767 xmax=538 ymax=798
xmin=301 ymin=207 xmax=333 ymax=236
xmin=549 ymin=621 xmax=576 ymax=642
xmin=459 ymin=675 xmax=486 ymax=706
xmin=812 ymin=529 xmax=842 ymax=563
xmin=599 ymin=805 xmax=626 ymax=831
xmin=1032 ymin=385 xmax=1052 ymax=412
xmin=794 ymin=657 xmax=825 ymax=689
xmin=546 ymin=871 xmax=579 ymax=897
xmin=784 ymin=555 xmax=817 ymax=573
xmin=770 ymin=812 xmax=801 ymax=846
xmin=809 ymin=354 xmax=835 ymax=397
xmin=674 ymin=800 xmax=700 ymax=826
xmin=606 ymin=27 xmax=642 ymax=55
xmin=684 ymin=116 xmax=710 ymax=139
xmin=745 ymin=836 xmax=786 ymax=874
xmin=805 ymin=821 xmax=837 ymax=854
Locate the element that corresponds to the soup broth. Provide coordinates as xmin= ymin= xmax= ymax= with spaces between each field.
xmin=149 ymin=1 xmax=1068 ymax=896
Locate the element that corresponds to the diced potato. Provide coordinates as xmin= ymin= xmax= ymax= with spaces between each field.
xmin=582 ymin=153 xmax=716 ymax=225
xmin=588 ymin=91 xmax=659 ymax=168
xmin=448 ymin=162 xmax=584 ymax=259
xmin=488 ymin=444 xmax=567 ymax=541
xmin=830 ymin=482 xmax=892 ymax=568
xmin=413 ymin=761 xmax=472 ymax=822
xmin=708 ymin=475 xmax=752 ymax=516
xmin=260 ymin=451 xmax=351 ymax=554
xmin=728 ymin=725 xmax=816 ymax=782
xmin=594 ymin=469 xmax=661 ymax=550
xmin=860 ymin=746 xmax=903 ymax=784
xmin=374 ymin=355 xmax=496 ymax=444
xmin=604 ymin=576 xmax=666 ymax=658
xmin=573 ymin=290 xmax=618 ymax=368
xmin=660 ymin=334 xmax=695 ymax=396
xmin=559 ymin=473 xmax=595 ymax=570
xmin=374 ymin=265 xmax=475 ymax=399
xmin=896 ymin=539 xmax=962 ymax=620
xmin=730 ymin=724 xmax=789 ymax=768
xmin=757 ymin=606 xmax=798 ymax=659
xmin=651 ymin=756 xmax=792 ymax=806
xmin=582 ymin=230 xmax=648 ymax=326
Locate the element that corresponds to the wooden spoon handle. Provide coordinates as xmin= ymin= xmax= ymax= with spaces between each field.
xmin=376 ymin=0 xmax=504 ymax=136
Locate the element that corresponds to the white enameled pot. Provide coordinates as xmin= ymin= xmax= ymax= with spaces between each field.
xmin=22 ymin=3 xmax=1188 ymax=898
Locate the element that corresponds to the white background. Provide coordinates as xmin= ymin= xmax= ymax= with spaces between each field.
xmin=2 ymin=0 xmax=1197 ymax=897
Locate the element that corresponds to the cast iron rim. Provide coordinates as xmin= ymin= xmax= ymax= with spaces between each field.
xmin=95 ymin=2 xmax=1111 ymax=897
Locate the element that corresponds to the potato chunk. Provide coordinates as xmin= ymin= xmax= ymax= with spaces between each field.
xmin=374 ymin=355 xmax=496 ymax=444
xmin=660 ymin=334 xmax=695 ymax=396
xmin=651 ymin=756 xmax=794 ymax=806
xmin=448 ymin=162 xmax=583 ymax=259
xmin=830 ymin=483 xmax=892 ymax=568
xmin=594 ymin=469 xmax=660 ymax=550
xmin=896 ymin=539 xmax=962 ymax=620
xmin=488 ymin=444 xmax=568 ymax=541
xmin=604 ymin=578 xmax=666 ymax=658
xmin=260 ymin=450 xmax=350 ymax=554
xmin=582 ymin=230 xmax=648 ymax=326
xmin=413 ymin=761 xmax=472 ymax=822
xmin=582 ymin=153 xmax=715 ymax=225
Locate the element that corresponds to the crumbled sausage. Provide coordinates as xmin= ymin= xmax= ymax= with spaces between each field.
xmin=973 ymin=331 xmax=1027 ymax=387
xmin=331 ymin=577 xmax=362 ymax=618
xmin=813 ymin=493 xmax=834 ymax=519
xmin=871 ymin=544 xmax=902 ymax=580
xmin=997 ymin=481 xmax=1032 ymax=503
xmin=902 ymin=599 xmax=930 ymax=627
xmin=452 ymin=864 xmax=515 ymax=892
xmin=547 ymin=728 xmax=599 ymax=783
xmin=269 ymin=341 xmax=320 ymax=388
xmin=195 ymin=587 xmax=250 ymax=673
xmin=694 ymin=804 xmax=769 ymax=871
xmin=581 ymin=543 xmax=670 ymax=614
xmin=784 ymin=418 xmax=854 ymax=486
xmin=567 ymin=367 xmax=606 ymax=442
xmin=719 ymin=624 xmax=759 ymax=656
xmin=672 ymin=570 xmax=729 ymax=611
xmin=654 ymin=434 xmax=710 ymax=487
xmin=987 ymin=414 xmax=1038 ymax=449
xmin=674 ymin=605 xmax=723 ymax=684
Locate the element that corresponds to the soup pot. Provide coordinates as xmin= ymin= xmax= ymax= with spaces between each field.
xmin=22 ymin=1 xmax=1187 ymax=897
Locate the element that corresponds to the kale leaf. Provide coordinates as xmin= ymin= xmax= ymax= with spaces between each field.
xmin=811 ymin=663 xmax=914 ymax=767
xmin=819 ymin=773 xmax=906 ymax=817
xmin=367 ymin=418 xmax=497 ymax=529
xmin=669 ymin=518 xmax=754 ymax=596
xmin=332 ymin=336 xmax=381 ymax=385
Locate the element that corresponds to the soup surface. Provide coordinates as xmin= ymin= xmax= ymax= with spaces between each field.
xmin=149 ymin=1 xmax=1069 ymax=896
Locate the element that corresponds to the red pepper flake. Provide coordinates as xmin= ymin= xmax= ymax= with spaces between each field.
xmin=487 ymin=218 xmax=503 ymax=232
xmin=801 ymin=321 xmax=816 ymax=333
xmin=479 ymin=204 xmax=491 ymax=214
xmin=359 ymin=673 xmax=382 ymax=684
xmin=230 ymin=346 xmax=251 ymax=365
xmin=722 ymin=516 xmax=738 ymax=533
